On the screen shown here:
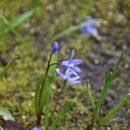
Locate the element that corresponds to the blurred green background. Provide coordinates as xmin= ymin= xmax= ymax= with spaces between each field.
xmin=0 ymin=0 xmax=130 ymax=130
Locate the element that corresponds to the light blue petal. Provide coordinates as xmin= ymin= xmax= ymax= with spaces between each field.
xmin=86 ymin=17 xmax=97 ymax=26
xmin=80 ymin=26 xmax=87 ymax=32
xmin=69 ymin=59 xmax=82 ymax=65
xmin=56 ymin=68 xmax=65 ymax=80
xmin=87 ymin=27 xmax=98 ymax=36
xmin=68 ymin=75 xmax=81 ymax=84
xmin=69 ymin=76 xmax=80 ymax=81
xmin=61 ymin=61 xmax=69 ymax=67
xmin=65 ymin=69 xmax=72 ymax=77
xmin=69 ymin=80 xmax=81 ymax=84
xmin=72 ymin=67 xmax=81 ymax=73
xmin=69 ymin=68 xmax=78 ymax=75
xmin=70 ymin=49 xmax=75 ymax=60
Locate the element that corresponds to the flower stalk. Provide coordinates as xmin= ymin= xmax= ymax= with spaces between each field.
xmin=35 ymin=42 xmax=59 ymax=128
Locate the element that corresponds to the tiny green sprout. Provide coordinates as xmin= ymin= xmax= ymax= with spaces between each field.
xmin=85 ymin=80 xmax=96 ymax=110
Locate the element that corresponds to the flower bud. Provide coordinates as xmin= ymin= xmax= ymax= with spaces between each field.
xmin=51 ymin=41 xmax=59 ymax=53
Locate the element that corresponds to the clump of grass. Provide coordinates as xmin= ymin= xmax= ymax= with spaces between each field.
xmin=85 ymin=54 xmax=130 ymax=130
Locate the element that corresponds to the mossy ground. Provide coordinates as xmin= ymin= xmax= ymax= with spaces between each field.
xmin=0 ymin=0 xmax=130 ymax=130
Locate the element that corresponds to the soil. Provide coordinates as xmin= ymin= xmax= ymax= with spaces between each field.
xmin=3 ymin=120 xmax=29 ymax=130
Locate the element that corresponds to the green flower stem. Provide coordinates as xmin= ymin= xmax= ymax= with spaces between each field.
xmin=36 ymin=53 xmax=52 ymax=126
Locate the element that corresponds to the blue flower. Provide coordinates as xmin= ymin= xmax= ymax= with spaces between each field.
xmin=51 ymin=41 xmax=59 ymax=53
xmin=80 ymin=17 xmax=98 ymax=38
xmin=61 ymin=50 xmax=82 ymax=75
xmin=32 ymin=127 xmax=42 ymax=130
xmin=56 ymin=49 xmax=82 ymax=84
xmin=56 ymin=68 xmax=81 ymax=84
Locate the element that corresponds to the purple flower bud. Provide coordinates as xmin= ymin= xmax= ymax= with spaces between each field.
xmin=32 ymin=127 xmax=42 ymax=130
xmin=51 ymin=41 xmax=59 ymax=53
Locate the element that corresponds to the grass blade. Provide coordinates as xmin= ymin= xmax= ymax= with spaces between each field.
xmin=53 ymin=20 xmax=96 ymax=40
xmin=35 ymin=75 xmax=46 ymax=114
xmin=45 ymin=76 xmax=52 ymax=129
xmin=40 ymin=76 xmax=51 ymax=113
xmin=0 ymin=56 xmax=19 ymax=78
xmin=0 ymin=15 xmax=32 ymax=54
xmin=85 ymin=80 xmax=96 ymax=110
xmin=94 ymin=54 xmax=124 ymax=116
xmin=49 ymin=101 xmax=75 ymax=130
xmin=93 ymin=73 xmax=113 ymax=116
xmin=99 ymin=93 xmax=130 ymax=126
xmin=35 ymin=76 xmax=51 ymax=114
xmin=0 ymin=9 xmax=36 ymax=37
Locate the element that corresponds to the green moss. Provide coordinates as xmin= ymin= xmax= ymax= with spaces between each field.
xmin=0 ymin=0 xmax=130 ymax=129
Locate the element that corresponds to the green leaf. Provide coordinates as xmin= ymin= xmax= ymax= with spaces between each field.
xmin=35 ymin=75 xmax=51 ymax=114
xmin=35 ymin=75 xmax=46 ymax=114
xmin=0 ymin=107 xmax=15 ymax=121
xmin=44 ymin=52 xmax=58 ymax=128
xmin=93 ymin=73 xmax=113 ymax=117
xmin=35 ymin=52 xmax=58 ymax=119
xmin=0 ymin=56 xmax=19 ymax=78
xmin=85 ymin=80 xmax=96 ymax=110
xmin=49 ymin=101 xmax=75 ymax=130
xmin=45 ymin=76 xmax=52 ymax=129
xmin=93 ymin=54 xmax=124 ymax=118
xmin=48 ymin=52 xmax=58 ymax=77
xmin=53 ymin=20 xmax=96 ymax=40
xmin=99 ymin=93 xmax=130 ymax=126
xmin=0 ymin=15 xmax=32 ymax=55
xmin=0 ymin=9 xmax=36 ymax=37
xmin=40 ymin=76 xmax=51 ymax=113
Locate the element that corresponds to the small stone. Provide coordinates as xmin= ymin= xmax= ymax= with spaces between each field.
xmin=31 ymin=92 xmax=35 ymax=97
xmin=125 ymin=63 xmax=129 ymax=69
xmin=94 ymin=59 xmax=99 ymax=64
xmin=22 ymin=115 xmax=26 ymax=119
xmin=122 ymin=45 xmax=127 ymax=50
